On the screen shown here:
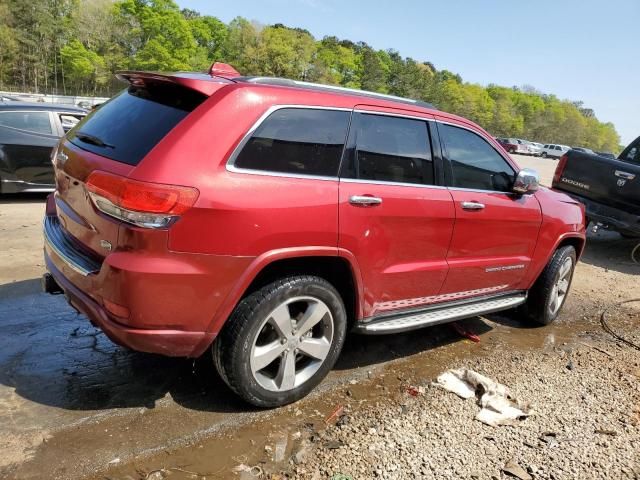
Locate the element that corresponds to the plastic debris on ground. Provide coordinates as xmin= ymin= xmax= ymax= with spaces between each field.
xmin=435 ymin=368 xmax=533 ymax=427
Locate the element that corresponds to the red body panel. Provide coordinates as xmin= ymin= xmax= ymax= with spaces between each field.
xmin=44 ymin=76 xmax=585 ymax=357
xmin=338 ymin=181 xmax=455 ymax=317
xmin=441 ymin=189 xmax=542 ymax=295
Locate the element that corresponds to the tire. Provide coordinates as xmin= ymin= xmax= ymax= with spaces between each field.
xmin=541 ymin=152 xmax=547 ymax=158
xmin=524 ymin=246 xmax=576 ymax=325
xmin=213 ymin=275 xmax=347 ymax=407
xmin=509 ymin=147 xmax=515 ymax=154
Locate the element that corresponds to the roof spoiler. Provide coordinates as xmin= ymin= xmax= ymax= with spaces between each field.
xmin=208 ymin=62 xmax=241 ymax=79
xmin=116 ymin=71 xmax=233 ymax=96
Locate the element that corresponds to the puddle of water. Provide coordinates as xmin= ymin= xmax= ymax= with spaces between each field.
xmin=93 ymin=306 xmax=610 ymax=480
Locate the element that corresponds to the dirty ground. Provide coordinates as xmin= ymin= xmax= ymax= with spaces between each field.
xmin=0 ymin=156 xmax=638 ymax=479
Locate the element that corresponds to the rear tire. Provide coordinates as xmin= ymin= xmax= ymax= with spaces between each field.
xmin=213 ymin=275 xmax=347 ymax=407
xmin=541 ymin=152 xmax=547 ymax=158
xmin=524 ymin=246 xmax=576 ymax=325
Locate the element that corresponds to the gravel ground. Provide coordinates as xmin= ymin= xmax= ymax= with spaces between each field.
xmin=279 ymin=308 xmax=640 ymax=480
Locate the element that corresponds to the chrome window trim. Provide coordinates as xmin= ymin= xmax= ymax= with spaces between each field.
xmin=224 ymin=104 xmax=519 ymax=195
xmin=352 ymin=108 xmax=434 ymax=122
xmin=339 ymin=177 xmax=446 ymax=190
xmin=225 ymin=104 xmax=352 ymax=177
xmin=226 ymin=164 xmax=338 ymax=182
xmin=225 ymin=105 xmax=437 ymax=185
xmin=435 ymin=119 xmax=517 ymax=169
xmin=435 ymin=119 xmax=519 ymax=195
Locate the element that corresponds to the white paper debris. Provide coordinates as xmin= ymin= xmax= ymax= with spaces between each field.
xmin=435 ymin=368 xmax=533 ymax=426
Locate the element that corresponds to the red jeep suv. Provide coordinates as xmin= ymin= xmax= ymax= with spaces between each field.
xmin=43 ymin=64 xmax=586 ymax=407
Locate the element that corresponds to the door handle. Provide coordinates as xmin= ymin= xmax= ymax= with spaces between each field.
xmin=461 ymin=201 xmax=485 ymax=210
xmin=349 ymin=195 xmax=383 ymax=207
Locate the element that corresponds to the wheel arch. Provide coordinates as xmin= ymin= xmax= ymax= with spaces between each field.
xmin=194 ymin=247 xmax=363 ymax=355
xmin=556 ymin=234 xmax=585 ymax=259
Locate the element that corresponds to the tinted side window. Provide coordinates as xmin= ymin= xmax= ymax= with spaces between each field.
xmin=234 ymin=108 xmax=350 ymax=177
xmin=440 ymin=123 xmax=515 ymax=192
xmin=341 ymin=113 xmax=434 ymax=185
xmin=0 ymin=111 xmax=53 ymax=135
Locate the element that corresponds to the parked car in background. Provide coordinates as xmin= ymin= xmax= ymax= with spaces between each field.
xmin=541 ymin=144 xmax=571 ymax=158
xmin=523 ymin=140 xmax=542 ymax=156
xmin=552 ymin=136 xmax=639 ymax=237
xmin=596 ymin=151 xmax=616 ymax=159
xmin=0 ymin=102 xmax=86 ymax=193
xmin=572 ymin=147 xmax=595 ymax=155
xmin=496 ymin=137 xmax=528 ymax=154
xmin=42 ymin=64 xmax=586 ymax=407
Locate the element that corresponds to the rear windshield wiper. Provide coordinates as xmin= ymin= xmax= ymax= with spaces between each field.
xmin=75 ymin=132 xmax=115 ymax=149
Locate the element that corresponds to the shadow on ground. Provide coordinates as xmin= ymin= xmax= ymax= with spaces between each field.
xmin=0 ymin=192 xmax=48 ymax=205
xmin=579 ymin=228 xmax=640 ymax=275
xmin=0 ymin=225 xmax=632 ymax=416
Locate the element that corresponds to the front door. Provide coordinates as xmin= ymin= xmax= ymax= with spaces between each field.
xmin=338 ymin=109 xmax=455 ymax=318
xmin=436 ymin=121 xmax=542 ymax=297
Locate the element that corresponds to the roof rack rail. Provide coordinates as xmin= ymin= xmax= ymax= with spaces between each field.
xmin=237 ymin=76 xmax=435 ymax=110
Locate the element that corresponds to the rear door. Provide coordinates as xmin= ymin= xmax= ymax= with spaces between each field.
xmin=0 ymin=109 xmax=58 ymax=187
xmin=338 ymin=108 xmax=455 ymax=318
xmin=559 ymin=142 xmax=640 ymax=213
xmin=436 ymin=121 xmax=542 ymax=296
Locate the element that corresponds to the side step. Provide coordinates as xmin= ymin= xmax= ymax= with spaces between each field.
xmin=355 ymin=292 xmax=527 ymax=335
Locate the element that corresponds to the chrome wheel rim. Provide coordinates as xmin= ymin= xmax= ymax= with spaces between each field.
xmin=250 ymin=296 xmax=334 ymax=392
xmin=549 ymin=257 xmax=573 ymax=315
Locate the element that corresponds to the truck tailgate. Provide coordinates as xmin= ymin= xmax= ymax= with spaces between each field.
xmin=553 ymin=152 xmax=640 ymax=214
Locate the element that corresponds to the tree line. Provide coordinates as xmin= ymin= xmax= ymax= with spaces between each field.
xmin=0 ymin=0 xmax=621 ymax=152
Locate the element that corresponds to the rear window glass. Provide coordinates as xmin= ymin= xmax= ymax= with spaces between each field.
xmin=233 ymin=108 xmax=350 ymax=177
xmin=68 ymin=83 xmax=206 ymax=165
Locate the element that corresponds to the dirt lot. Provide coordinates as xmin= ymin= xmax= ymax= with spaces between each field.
xmin=0 ymin=155 xmax=638 ymax=480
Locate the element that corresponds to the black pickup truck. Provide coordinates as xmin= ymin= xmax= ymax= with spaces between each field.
xmin=552 ymin=136 xmax=640 ymax=237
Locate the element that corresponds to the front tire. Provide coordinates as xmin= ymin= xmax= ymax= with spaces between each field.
xmin=213 ymin=275 xmax=347 ymax=407
xmin=524 ymin=246 xmax=576 ymax=325
xmin=541 ymin=152 xmax=547 ymax=158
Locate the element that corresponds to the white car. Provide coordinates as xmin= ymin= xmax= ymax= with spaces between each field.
xmin=523 ymin=141 xmax=542 ymax=156
xmin=540 ymin=144 xmax=571 ymax=159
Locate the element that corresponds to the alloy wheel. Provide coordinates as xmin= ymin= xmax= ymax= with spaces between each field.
xmin=249 ymin=296 xmax=334 ymax=392
xmin=549 ymin=257 xmax=573 ymax=315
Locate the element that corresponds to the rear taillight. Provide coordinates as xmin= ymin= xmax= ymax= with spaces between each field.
xmin=553 ymin=154 xmax=569 ymax=183
xmin=86 ymin=171 xmax=199 ymax=229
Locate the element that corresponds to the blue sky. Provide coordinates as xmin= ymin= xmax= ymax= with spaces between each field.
xmin=177 ymin=0 xmax=639 ymax=145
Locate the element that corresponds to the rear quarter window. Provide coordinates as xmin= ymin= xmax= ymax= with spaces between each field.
xmin=233 ymin=108 xmax=350 ymax=177
xmin=68 ymin=83 xmax=206 ymax=166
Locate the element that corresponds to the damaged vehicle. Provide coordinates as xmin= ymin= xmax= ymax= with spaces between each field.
xmin=42 ymin=64 xmax=586 ymax=407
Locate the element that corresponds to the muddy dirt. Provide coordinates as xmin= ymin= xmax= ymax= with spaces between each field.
xmin=0 ymin=156 xmax=639 ymax=480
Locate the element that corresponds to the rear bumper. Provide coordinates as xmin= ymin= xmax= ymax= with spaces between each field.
xmin=45 ymin=252 xmax=214 ymax=356
xmin=43 ymin=204 xmax=253 ymax=357
xmin=562 ymin=192 xmax=640 ymax=235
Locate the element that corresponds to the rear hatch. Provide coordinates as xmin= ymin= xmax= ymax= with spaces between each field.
xmin=554 ymin=150 xmax=640 ymax=213
xmin=51 ymin=73 xmax=223 ymax=259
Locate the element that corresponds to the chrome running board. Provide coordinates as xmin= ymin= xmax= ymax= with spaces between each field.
xmin=355 ymin=292 xmax=527 ymax=335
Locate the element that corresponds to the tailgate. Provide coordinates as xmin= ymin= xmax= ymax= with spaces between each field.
xmin=50 ymin=76 xmax=212 ymax=258
xmin=555 ymin=151 xmax=640 ymax=213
